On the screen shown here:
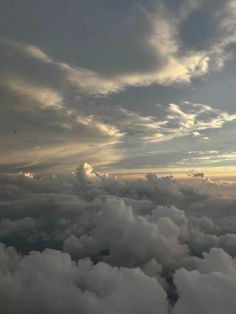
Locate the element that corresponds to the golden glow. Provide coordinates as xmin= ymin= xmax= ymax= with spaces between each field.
xmin=110 ymin=165 xmax=236 ymax=181
xmin=20 ymin=172 xmax=34 ymax=179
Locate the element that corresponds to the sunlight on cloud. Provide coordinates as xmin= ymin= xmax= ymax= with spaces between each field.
xmin=1 ymin=77 xmax=63 ymax=109
xmin=76 ymin=115 xmax=124 ymax=140
xmin=0 ymin=142 xmax=123 ymax=174
xmin=121 ymin=102 xmax=236 ymax=143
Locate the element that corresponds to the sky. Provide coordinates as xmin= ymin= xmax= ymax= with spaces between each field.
xmin=2 ymin=2 xmax=236 ymax=313
xmin=1 ymin=0 xmax=236 ymax=178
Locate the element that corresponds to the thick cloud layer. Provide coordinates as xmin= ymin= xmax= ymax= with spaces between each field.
xmin=0 ymin=163 xmax=236 ymax=313
xmin=173 ymin=248 xmax=236 ymax=314
xmin=0 ymin=244 xmax=168 ymax=314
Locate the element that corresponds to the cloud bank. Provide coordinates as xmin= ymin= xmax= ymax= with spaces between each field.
xmin=1 ymin=163 xmax=236 ymax=313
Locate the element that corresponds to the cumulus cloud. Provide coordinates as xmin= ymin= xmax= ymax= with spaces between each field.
xmin=173 ymin=248 xmax=236 ymax=314
xmin=63 ymin=196 xmax=188 ymax=269
xmin=0 ymin=244 xmax=169 ymax=314
xmin=0 ymin=163 xmax=236 ymax=312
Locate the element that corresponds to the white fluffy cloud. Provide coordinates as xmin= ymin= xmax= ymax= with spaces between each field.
xmin=173 ymin=248 xmax=236 ymax=314
xmin=63 ymin=196 xmax=188 ymax=269
xmin=0 ymin=243 xmax=168 ymax=314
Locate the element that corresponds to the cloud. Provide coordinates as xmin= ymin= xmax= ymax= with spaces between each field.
xmin=0 ymin=163 xmax=236 ymax=312
xmin=0 ymin=243 xmax=169 ymax=314
xmin=2 ymin=0 xmax=236 ymax=97
xmin=1 ymin=77 xmax=63 ymax=109
xmin=63 ymin=196 xmax=188 ymax=269
xmin=0 ymin=40 xmax=126 ymax=173
xmin=1 ymin=1 xmax=236 ymax=311
xmin=106 ymin=102 xmax=236 ymax=145
xmin=59 ymin=0 xmax=236 ymax=94
xmin=0 ymin=163 xmax=232 ymax=260
xmin=64 ymin=0 xmax=236 ymax=93
xmin=1 ymin=37 xmax=236 ymax=173
xmin=187 ymin=171 xmax=205 ymax=178
xmin=0 ymin=218 xmax=37 ymax=238
xmin=173 ymin=248 xmax=236 ymax=314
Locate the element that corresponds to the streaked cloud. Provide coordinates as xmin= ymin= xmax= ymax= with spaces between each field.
xmin=1 ymin=0 xmax=236 ymax=174
xmin=1 ymin=77 xmax=63 ymax=109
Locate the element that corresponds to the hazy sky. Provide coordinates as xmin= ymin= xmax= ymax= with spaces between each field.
xmin=1 ymin=0 xmax=236 ymax=176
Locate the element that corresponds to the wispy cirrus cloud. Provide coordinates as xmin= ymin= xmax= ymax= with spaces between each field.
xmin=1 ymin=0 xmax=236 ymax=174
xmin=108 ymin=102 xmax=236 ymax=144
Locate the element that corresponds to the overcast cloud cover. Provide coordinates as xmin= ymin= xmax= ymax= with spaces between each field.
xmin=1 ymin=0 xmax=236 ymax=313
